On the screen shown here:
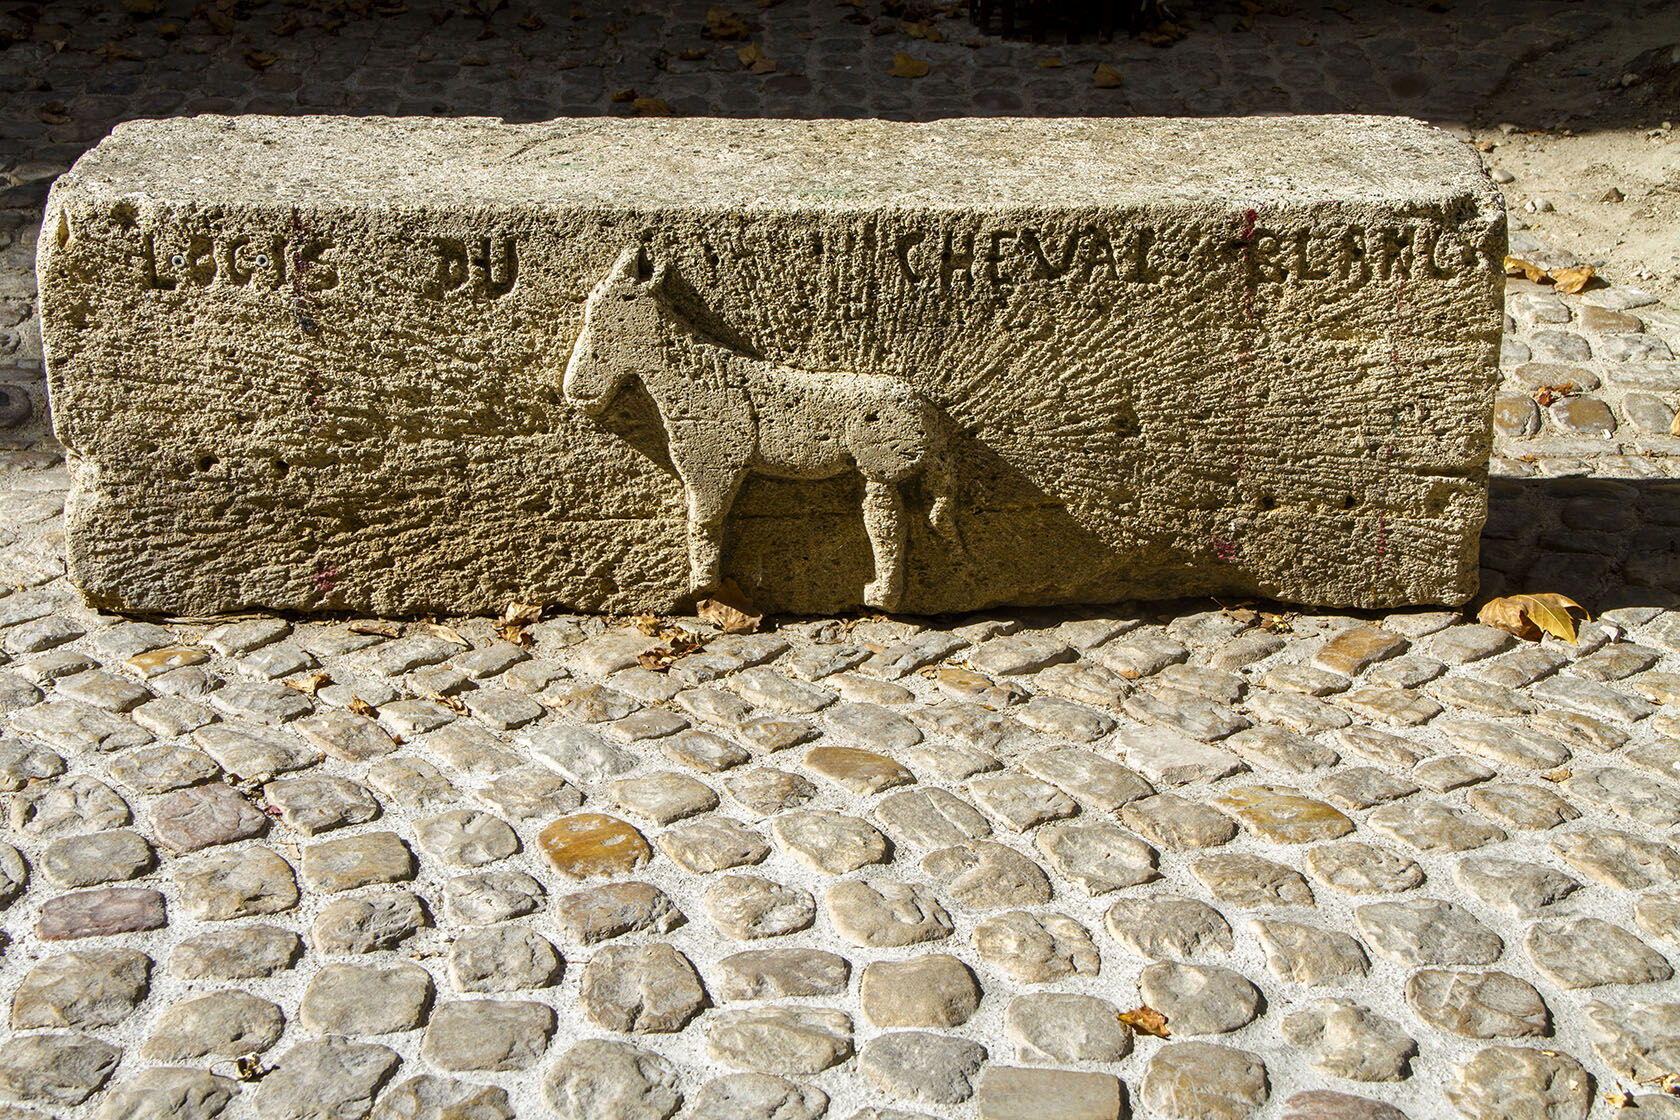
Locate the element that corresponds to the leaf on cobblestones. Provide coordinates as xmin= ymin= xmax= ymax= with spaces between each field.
xmin=1541 ymin=767 xmax=1573 ymax=783
xmin=497 ymin=601 xmax=543 ymax=647
xmin=704 ymin=6 xmax=752 ymax=39
xmin=423 ymin=622 xmax=470 ymax=647
xmin=243 ymin=49 xmax=279 ymax=70
xmin=698 ymin=579 xmax=763 ymax=635
xmin=1120 ymin=1005 xmax=1171 ymax=1037
xmin=285 ymin=672 xmax=333 ymax=696
xmin=350 ymin=620 xmax=402 ymax=638
xmin=1037 ymin=56 xmax=1065 ymax=68
xmin=1502 ymin=256 xmax=1598 ymax=294
xmin=890 ymin=51 xmax=930 ymax=78
xmin=1670 ymin=409 xmax=1680 ymax=437
xmin=1093 ymin=63 xmax=1124 ymax=88
xmin=348 ymin=696 xmax=378 ymax=718
xmin=1477 ymin=593 xmax=1589 ymax=643
xmin=1551 ymin=266 xmax=1596 ymax=294
xmin=425 ymin=691 xmax=470 ymax=715
xmin=637 ymin=635 xmax=707 ymax=671
xmin=1532 ymin=381 xmax=1579 ymax=406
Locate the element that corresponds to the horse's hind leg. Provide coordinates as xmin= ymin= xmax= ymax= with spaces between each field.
xmin=860 ymin=477 xmax=907 ymax=612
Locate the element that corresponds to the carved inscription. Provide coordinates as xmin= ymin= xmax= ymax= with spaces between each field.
xmin=141 ymin=231 xmax=337 ymax=292
xmin=425 ymin=237 xmax=518 ymax=299
xmin=895 ymin=221 xmax=1490 ymax=291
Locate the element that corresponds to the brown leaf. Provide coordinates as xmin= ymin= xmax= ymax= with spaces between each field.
xmin=1119 ymin=1005 xmax=1171 ymax=1038
xmin=632 ymin=97 xmax=672 ymax=116
xmin=422 ymin=622 xmax=470 ymax=647
xmin=1532 ymin=381 xmax=1578 ymax=407
xmin=1606 ymin=1091 xmax=1635 ymax=1108
xmin=1092 ymin=62 xmax=1124 ymax=88
xmin=242 ymin=49 xmax=278 ymax=70
xmin=349 ymin=620 xmax=402 ymax=638
xmin=703 ymin=6 xmax=751 ymax=39
xmin=501 ymin=602 xmax=543 ymax=626
xmin=1477 ymin=593 xmax=1590 ymax=644
xmin=1549 ymin=265 xmax=1596 ymax=295
xmin=610 ymin=87 xmax=637 ymax=103
xmin=1036 ymin=56 xmax=1065 ymax=68
xmin=348 ymin=696 xmax=378 ymax=719
xmin=1540 ymin=767 xmax=1573 ymax=783
xmin=1503 ymin=255 xmax=1547 ymax=283
xmin=284 ymin=672 xmax=333 ymax=696
xmin=889 ymin=51 xmax=929 ymax=78
xmin=698 ymin=579 xmax=764 ymax=634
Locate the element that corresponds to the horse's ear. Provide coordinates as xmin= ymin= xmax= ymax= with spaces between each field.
xmin=609 ymin=245 xmax=653 ymax=286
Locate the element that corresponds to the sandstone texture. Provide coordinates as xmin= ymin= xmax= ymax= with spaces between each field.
xmin=40 ymin=114 xmax=1502 ymax=615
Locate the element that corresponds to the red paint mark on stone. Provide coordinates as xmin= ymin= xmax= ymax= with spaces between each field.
xmin=313 ymin=560 xmax=339 ymax=594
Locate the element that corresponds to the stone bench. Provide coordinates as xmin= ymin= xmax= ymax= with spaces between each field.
xmin=39 ymin=114 xmax=1503 ymax=617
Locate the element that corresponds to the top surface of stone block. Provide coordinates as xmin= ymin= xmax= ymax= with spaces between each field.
xmin=62 ymin=114 xmax=1483 ymax=210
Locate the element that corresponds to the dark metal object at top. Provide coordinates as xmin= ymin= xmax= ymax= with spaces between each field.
xmin=967 ymin=0 xmax=1160 ymax=42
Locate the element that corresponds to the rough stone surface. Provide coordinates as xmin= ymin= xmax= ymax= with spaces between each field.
xmin=43 ymin=116 xmax=1501 ymax=616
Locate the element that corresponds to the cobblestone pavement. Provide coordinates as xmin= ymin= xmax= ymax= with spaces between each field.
xmin=3 ymin=3 xmax=1680 ymax=1119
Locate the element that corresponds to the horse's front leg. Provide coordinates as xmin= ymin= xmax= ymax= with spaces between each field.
xmin=861 ymin=477 xmax=907 ymax=612
xmin=673 ymin=455 xmax=746 ymax=597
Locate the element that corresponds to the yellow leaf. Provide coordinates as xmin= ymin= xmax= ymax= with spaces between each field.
xmin=242 ymin=49 xmax=278 ymax=70
xmin=1503 ymin=255 xmax=1546 ymax=283
xmin=889 ymin=51 xmax=929 ymax=78
xmin=348 ymin=696 xmax=378 ymax=718
xmin=1092 ymin=62 xmax=1124 ymax=88
xmin=1549 ymin=265 xmax=1596 ymax=294
xmin=1477 ymin=593 xmax=1589 ymax=644
xmin=1606 ymin=1091 xmax=1634 ymax=1108
xmin=1037 ymin=56 xmax=1064 ymax=68
xmin=737 ymin=42 xmax=764 ymax=64
xmin=1119 ymin=1005 xmax=1171 ymax=1038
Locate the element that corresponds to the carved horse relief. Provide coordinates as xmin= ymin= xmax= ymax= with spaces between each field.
xmin=563 ymin=247 xmax=956 ymax=611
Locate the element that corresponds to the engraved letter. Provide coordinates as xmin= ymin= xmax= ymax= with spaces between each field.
xmin=427 ymin=237 xmax=471 ymax=297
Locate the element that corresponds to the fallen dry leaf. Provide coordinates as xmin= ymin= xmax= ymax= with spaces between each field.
xmin=1477 ymin=593 xmax=1590 ymax=644
xmin=349 ymin=620 xmax=402 ymax=638
xmin=1671 ymin=410 xmax=1680 ymax=438
xmin=284 ymin=672 xmax=333 ymax=696
xmin=632 ymin=97 xmax=672 ymax=116
xmin=1120 ymin=1006 xmax=1171 ymax=1038
xmin=637 ymin=634 xmax=707 ymax=672
xmin=889 ymin=51 xmax=929 ymax=78
xmin=704 ymin=6 xmax=751 ymax=39
xmin=1605 ymin=1091 xmax=1635 ymax=1109
xmin=425 ymin=691 xmax=470 ymax=715
xmin=242 ymin=49 xmax=279 ymax=70
xmin=698 ymin=579 xmax=764 ymax=634
xmin=1503 ymin=256 xmax=1597 ymax=294
xmin=422 ymin=622 xmax=471 ymax=647
xmin=496 ymin=601 xmax=543 ymax=648
xmin=1036 ymin=56 xmax=1064 ymax=68
xmin=1550 ymin=265 xmax=1596 ymax=294
xmin=1532 ymin=381 xmax=1579 ymax=407
xmin=1092 ymin=62 xmax=1124 ymax=88
xmin=1540 ymin=767 xmax=1573 ymax=783
xmin=348 ymin=696 xmax=378 ymax=719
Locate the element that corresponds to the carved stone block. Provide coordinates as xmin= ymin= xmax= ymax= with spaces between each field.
xmin=40 ymin=115 xmax=1503 ymax=615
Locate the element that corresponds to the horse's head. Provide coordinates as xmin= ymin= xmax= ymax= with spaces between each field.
xmin=563 ymin=245 xmax=670 ymax=416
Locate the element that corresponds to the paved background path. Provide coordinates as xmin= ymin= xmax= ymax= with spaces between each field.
xmin=0 ymin=3 xmax=1678 ymax=1119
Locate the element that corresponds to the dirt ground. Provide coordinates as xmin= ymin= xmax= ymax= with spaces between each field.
xmin=1468 ymin=6 xmax=1680 ymax=300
